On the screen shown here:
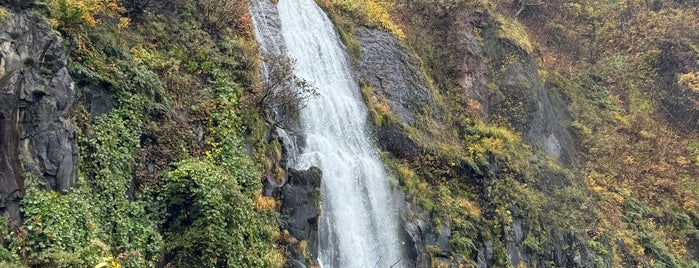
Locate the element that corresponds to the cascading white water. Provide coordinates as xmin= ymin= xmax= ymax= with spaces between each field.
xmin=251 ymin=0 xmax=406 ymax=267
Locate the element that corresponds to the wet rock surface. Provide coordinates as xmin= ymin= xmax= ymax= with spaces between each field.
xmin=356 ymin=27 xmax=437 ymax=126
xmin=0 ymin=11 xmax=77 ymax=224
xmin=280 ymin=167 xmax=321 ymax=268
xmin=377 ymin=122 xmax=420 ymax=159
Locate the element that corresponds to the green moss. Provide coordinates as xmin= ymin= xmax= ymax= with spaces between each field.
xmin=494 ymin=14 xmax=533 ymax=54
xmin=361 ymin=85 xmax=395 ymax=126
xmin=317 ymin=0 xmax=404 ymax=41
xmin=0 ymin=7 xmax=11 ymax=23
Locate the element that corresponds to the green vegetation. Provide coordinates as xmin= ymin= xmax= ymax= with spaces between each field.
xmin=327 ymin=0 xmax=697 ymax=266
xmin=1 ymin=0 xmax=697 ymax=266
xmin=494 ymin=13 xmax=533 ymax=54
xmin=160 ymin=159 xmax=283 ymax=267
xmin=0 ymin=6 xmax=11 ymax=22
xmin=507 ymin=0 xmax=699 ymax=265
xmin=317 ymin=0 xmax=404 ymax=40
xmin=0 ymin=0 xmax=285 ymax=267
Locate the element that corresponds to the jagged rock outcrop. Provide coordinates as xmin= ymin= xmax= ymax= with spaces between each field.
xmin=352 ymin=6 xmax=608 ymax=267
xmin=403 ymin=216 xmax=434 ymax=267
xmin=356 ymin=27 xmax=437 ymax=127
xmin=0 ymin=0 xmax=32 ymax=10
xmin=377 ymin=123 xmax=420 ymax=159
xmin=465 ymin=17 xmax=575 ymax=165
xmin=249 ymin=0 xmax=285 ymax=56
xmin=355 ymin=27 xmax=427 ymax=160
xmin=280 ymin=167 xmax=321 ymax=268
xmin=0 ymin=11 xmax=77 ymax=224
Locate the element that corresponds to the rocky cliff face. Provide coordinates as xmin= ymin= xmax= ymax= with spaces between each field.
xmin=279 ymin=167 xmax=321 ymax=268
xmin=352 ymin=7 xmax=607 ymax=267
xmin=0 ymin=11 xmax=77 ymax=225
xmin=356 ymin=27 xmax=437 ymax=127
xmin=477 ymin=19 xmax=576 ymax=165
xmin=354 ymin=26 xmax=438 ymax=267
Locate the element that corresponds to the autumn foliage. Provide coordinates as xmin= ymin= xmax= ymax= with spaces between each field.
xmin=48 ymin=0 xmax=128 ymax=34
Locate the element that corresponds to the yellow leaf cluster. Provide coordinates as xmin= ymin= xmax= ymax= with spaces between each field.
xmin=324 ymin=0 xmax=405 ymax=40
xmin=679 ymin=72 xmax=699 ymax=93
xmin=456 ymin=198 xmax=482 ymax=217
xmin=94 ymin=257 xmax=122 ymax=268
xmin=363 ymin=0 xmax=405 ymax=40
xmin=495 ymin=14 xmax=533 ymax=54
xmin=254 ymin=194 xmax=277 ymax=211
xmin=49 ymin=0 xmax=126 ymax=33
xmin=0 ymin=6 xmax=10 ymax=22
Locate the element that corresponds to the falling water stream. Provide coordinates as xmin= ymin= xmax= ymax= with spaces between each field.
xmin=251 ymin=0 xmax=406 ymax=267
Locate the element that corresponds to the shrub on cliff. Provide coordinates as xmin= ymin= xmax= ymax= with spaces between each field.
xmin=159 ymin=159 xmax=284 ymax=267
xmin=45 ymin=0 xmax=129 ymax=35
xmin=250 ymin=52 xmax=317 ymax=129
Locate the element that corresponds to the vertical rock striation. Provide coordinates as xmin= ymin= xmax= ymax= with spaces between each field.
xmin=0 ymin=11 xmax=77 ymax=224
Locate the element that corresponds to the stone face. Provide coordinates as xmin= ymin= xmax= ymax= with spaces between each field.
xmin=377 ymin=122 xmax=420 ymax=159
xmin=19 ymin=67 xmax=77 ymax=191
xmin=356 ymin=27 xmax=437 ymax=126
xmin=469 ymin=21 xmax=576 ymax=165
xmin=280 ymin=167 xmax=322 ymax=267
xmin=401 ymin=199 xmax=438 ymax=268
xmin=0 ymin=71 xmax=22 ymax=226
xmin=0 ymin=11 xmax=77 ymax=223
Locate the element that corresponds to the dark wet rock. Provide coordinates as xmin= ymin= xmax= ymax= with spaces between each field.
xmin=404 ymin=219 xmax=428 ymax=266
xmin=356 ymin=27 xmax=437 ymax=126
xmin=0 ymin=11 xmax=77 ymax=224
xmin=282 ymin=167 xmax=321 ymax=241
xmin=474 ymin=205 xmax=609 ymax=268
xmin=0 ymin=71 xmax=22 ymax=227
xmin=504 ymin=205 xmax=529 ymax=266
xmin=377 ymin=122 xmax=420 ymax=159
xmin=83 ymin=88 xmax=116 ymax=122
xmin=537 ymin=229 xmax=603 ymax=268
xmin=476 ymin=240 xmax=494 ymax=268
xmin=0 ymin=0 xmax=34 ymax=11
xmin=437 ymin=224 xmax=452 ymax=257
xmin=280 ymin=167 xmax=322 ymax=267
xmin=402 ymin=206 xmax=437 ymax=268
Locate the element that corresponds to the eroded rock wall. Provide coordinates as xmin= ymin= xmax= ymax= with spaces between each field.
xmin=352 ymin=7 xmax=607 ymax=267
xmin=0 ymin=11 xmax=77 ymax=224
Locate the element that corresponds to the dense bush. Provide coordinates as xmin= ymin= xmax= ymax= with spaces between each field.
xmin=1 ymin=0 xmax=284 ymax=266
xmin=45 ymin=0 xmax=129 ymax=35
xmin=159 ymin=160 xmax=283 ymax=267
xmin=15 ymin=98 xmax=163 ymax=267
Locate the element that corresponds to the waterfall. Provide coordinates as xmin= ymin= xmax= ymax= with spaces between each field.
xmin=251 ymin=0 xmax=406 ymax=267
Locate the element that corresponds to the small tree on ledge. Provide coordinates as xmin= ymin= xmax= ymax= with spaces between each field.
xmin=251 ymin=52 xmax=317 ymax=131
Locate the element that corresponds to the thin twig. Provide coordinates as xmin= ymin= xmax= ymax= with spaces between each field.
xmin=389 ymin=258 xmax=403 ymax=268
xmin=372 ymin=256 xmax=383 ymax=268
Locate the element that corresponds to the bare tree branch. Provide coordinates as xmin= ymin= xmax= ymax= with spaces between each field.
xmin=250 ymin=52 xmax=318 ymax=130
